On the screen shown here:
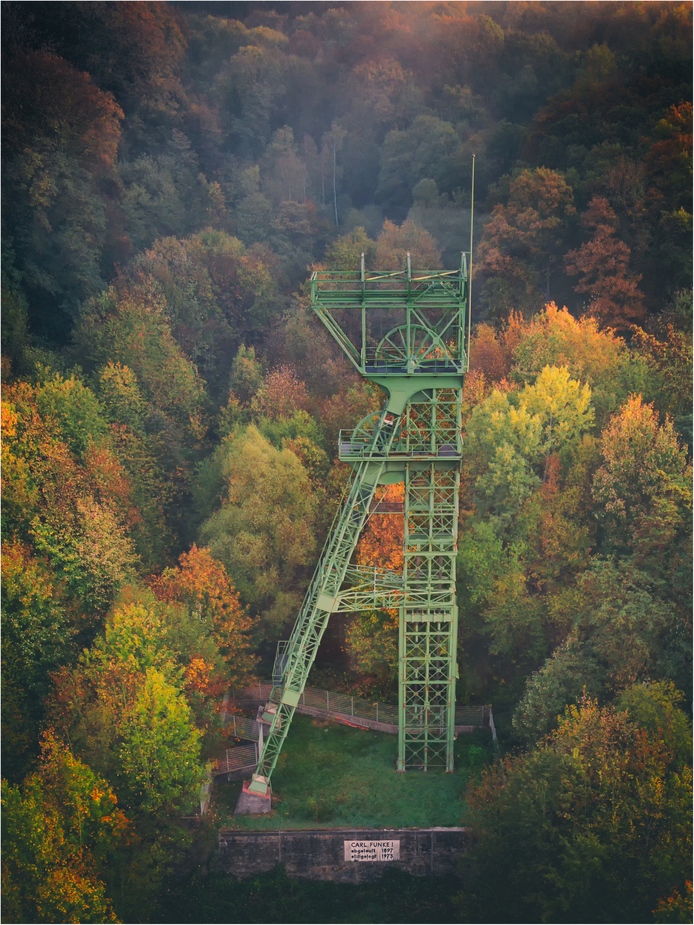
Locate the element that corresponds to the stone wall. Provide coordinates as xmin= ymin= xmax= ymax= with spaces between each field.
xmin=217 ymin=827 xmax=469 ymax=883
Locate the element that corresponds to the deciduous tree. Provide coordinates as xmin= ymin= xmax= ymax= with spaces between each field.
xmin=592 ymin=396 xmax=692 ymax=585
xmin=2 ymin=730 xmax=129 ymax=924
xmin=201 ymin=426 xmax=320 ymax=637
xmin=565 ymin=196 xmax=645 ymax=328
xmin=461 ymin=692 xmax=692 ymax=924
xmin=117 ymin=668 xmax=203 ymax=814
xmin=151 ymin=544 xmax=257 ymax=688
xmin=476 ymin=168 xmax=575 ymax=316
xmin=374 ymin=219 xmax=441 ymax=269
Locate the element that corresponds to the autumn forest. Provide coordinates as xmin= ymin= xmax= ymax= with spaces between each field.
xmin=1 ymin=2 xmax=692 ymax=923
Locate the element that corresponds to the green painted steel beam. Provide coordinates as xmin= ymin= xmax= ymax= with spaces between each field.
xmin=243 ymin=256 xmax=469 ymax=801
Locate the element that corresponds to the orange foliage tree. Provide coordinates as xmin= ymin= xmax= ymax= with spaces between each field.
xmin=564 ymin=196 xmax=645 ymax=329
xmin=150 ymin=544 xmax=257 ymax=689
xmin=344 ymin=485 xmax=405 ymax=694
xmin=250 ymin=366 xmax=311 ymax=420
xmin=374 ymin=219 xmax=442 ymax=269
xmin=476 ymin=168 xmax=575 ymax=315
xmin=3 ymin=50 xmax=123 ymax=170
xmin=2 ymin=730 xmax=130 ymax=924
xmin=356 ymin=484 xmax=404 ymax=572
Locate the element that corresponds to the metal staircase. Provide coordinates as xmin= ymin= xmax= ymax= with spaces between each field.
xmin=246 ymin=412 xmax=400 ymax=796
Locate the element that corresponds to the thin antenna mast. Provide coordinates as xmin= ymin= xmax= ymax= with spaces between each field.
xmin=468 ymin=154 xmax=476 ymax=359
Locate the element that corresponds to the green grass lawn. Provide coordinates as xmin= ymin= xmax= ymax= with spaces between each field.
xmin=212 ymin=714 xmax=494 ymax=830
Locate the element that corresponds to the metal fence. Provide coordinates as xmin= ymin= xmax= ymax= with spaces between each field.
xmin=212 ymin=743 xmax=258 ymax=777
xmin=226 ymin=714 xmax=260 ymax=741
xmin=230 ymin=682 xmax=495 ymax=738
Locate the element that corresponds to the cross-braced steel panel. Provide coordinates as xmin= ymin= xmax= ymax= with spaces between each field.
xmin=241 ymin=257 xmax=468 ymax=802
xmin=399 ymin=442 xmax=460 ymax=771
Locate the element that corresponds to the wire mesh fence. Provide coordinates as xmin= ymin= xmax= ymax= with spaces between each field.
xmin=226 ymin=715 xmax=260 ymax=741
xmin=230 ymin=682 xmax=494 ymax=736
xmin=212 ymin=743 xmax=258 ymax=776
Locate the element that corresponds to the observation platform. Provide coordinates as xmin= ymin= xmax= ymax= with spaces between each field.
xmin=310 ymin=265 xmax=467 ymax=309
xmin=338 ymin=430 xmax=461 ymax=463
xmin=310 ymin=257 xmax=469 ymax=380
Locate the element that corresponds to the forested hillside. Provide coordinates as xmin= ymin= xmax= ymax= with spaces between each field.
xmin=2 ymin=3 xmax=691 ymax=922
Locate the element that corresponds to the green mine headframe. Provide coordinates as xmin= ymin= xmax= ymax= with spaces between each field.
xmin=241 ymin=254 xmax=469 ymax=803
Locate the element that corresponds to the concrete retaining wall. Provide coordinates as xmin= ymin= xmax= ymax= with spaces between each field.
xmin=217 ymin=827 xmax=469 ymax=883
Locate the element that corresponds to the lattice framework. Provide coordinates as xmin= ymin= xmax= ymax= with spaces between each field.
xmin=244 ymin=258 xmax=469 ymax=798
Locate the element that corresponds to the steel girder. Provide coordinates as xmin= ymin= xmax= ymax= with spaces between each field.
xmin=399 ymin=458 xmax=460 ymax=771
xmin=245 ymin=258 xmax=468 ymax=799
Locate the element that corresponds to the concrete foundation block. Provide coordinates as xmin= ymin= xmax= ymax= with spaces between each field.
xmin=234 ymin=781 xmax=272 ymax=815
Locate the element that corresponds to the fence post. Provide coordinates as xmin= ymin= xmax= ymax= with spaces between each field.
xmin=351 ymin=696 xmax=354 ymax=717
xmin=376 ymin=702 xmax=379 ymax=722
xmin=326 ymin=690 xmax=330 ymax=712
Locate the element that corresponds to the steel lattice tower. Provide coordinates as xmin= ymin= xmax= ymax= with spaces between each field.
xmin=242 ymin=254 xmax=469 ymax=803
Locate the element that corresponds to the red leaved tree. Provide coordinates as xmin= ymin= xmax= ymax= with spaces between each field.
xmin=565 ymin=196 xmax=645 ymax=329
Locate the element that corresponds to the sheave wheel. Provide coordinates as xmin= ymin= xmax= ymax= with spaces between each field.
xmin=375 ymin=324 xmax=441 ymax=365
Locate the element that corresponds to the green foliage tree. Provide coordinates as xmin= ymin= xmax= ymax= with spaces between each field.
xmin=75 ymin=284 xmax=205 ymax=439
xmin=1 ymin=542 xmax=76 ymax=781
xmin=2 ymin=377 xmax=139 ymax=619
xmin=592 ymin=395 xmax=692 ymax=589
xmin=97 ymin=362 xmax=175 ymax=568
xmin=229 ymin=344 xmax=264 ymax=405
xmin=377 ymin=115 xmax=460 ymax=213
xmin=322 ymin=226 xmax=376 ymax=271
xmin=214 ymin=39 xmax=293 ymax=158
xmin=344 ymin=610 xmax=399 ymax=696
xmin=2 ymin=49 xmax=124 ymax=335
xmin=513 ymin=559 xmax=682 ymax=742
xmin=460 ymin=693 xmax=693 ymax=924
xmin=509 ymin=303 xmax=652 ymax=423
xmin=465 ymin=365 xmax=593 ymax=518
xmin=459 ymin=366 xmax=597 ymax=687
xmin=201 ymin=425 xmax=319 ymax=637
xmin=47 ymin=590 xmax=209 ymax=817
xmin=631 ymin=298 xmax=693 ymax=444
xmin=74 ymin=282 xmax=207 ymax=542
xmin=117 ymin=668 xmax=203 ymax=814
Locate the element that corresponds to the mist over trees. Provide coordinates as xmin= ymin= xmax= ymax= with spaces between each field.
xmin=1 ymin=2 xmax=691 ymax=922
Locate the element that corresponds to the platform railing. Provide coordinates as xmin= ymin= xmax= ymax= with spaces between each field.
xmin=338 ymin=429 xmax=461 ymax=461
xmin=227 ymin=682 xmax=495 ymax=739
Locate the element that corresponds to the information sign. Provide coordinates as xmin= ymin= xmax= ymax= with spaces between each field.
xmin=343 ymin=840 xmax=400 ymax=862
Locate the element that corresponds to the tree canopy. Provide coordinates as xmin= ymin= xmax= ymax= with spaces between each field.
xmin=1 ymin=3 xmax=691 ymax=922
